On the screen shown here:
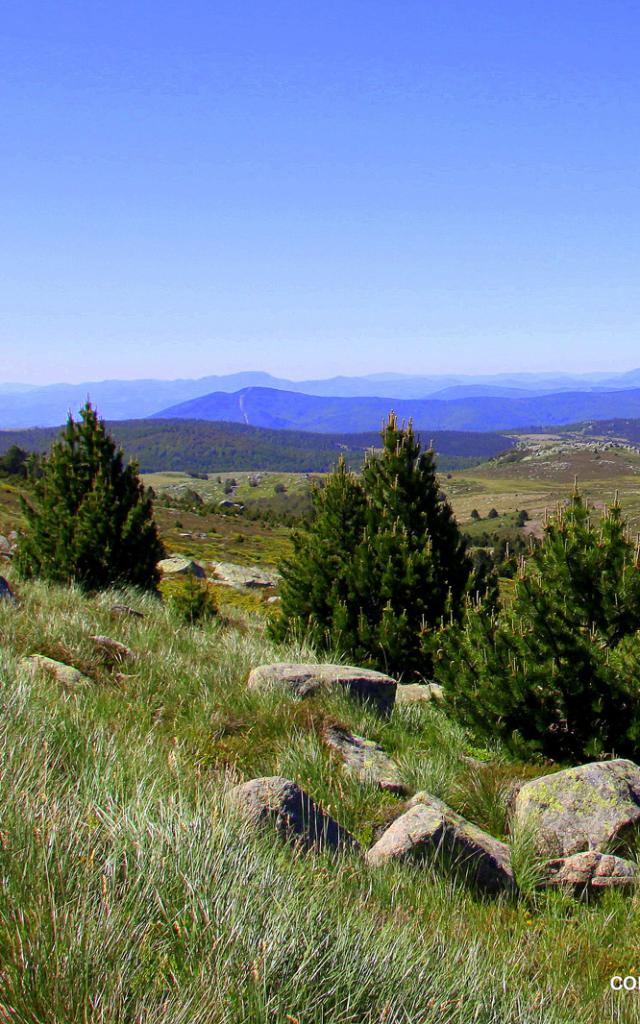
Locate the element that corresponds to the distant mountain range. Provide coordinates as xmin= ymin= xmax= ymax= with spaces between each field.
xmin=3 ymin=368 xmax=640 ymax=428
xmin=153 ymin=385 xmax=640 ymax=433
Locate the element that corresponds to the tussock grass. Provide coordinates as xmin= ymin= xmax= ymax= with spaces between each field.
xmin=0 ymin=578 xmax=638 ymax=1022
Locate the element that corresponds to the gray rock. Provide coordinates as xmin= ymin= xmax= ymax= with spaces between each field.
xmin=0 ymin=536 xmax=10 ymax=553
xmin=218 ymin=499 xmax=244 ymax=510
xmin=21 ymin=654 xmax=91 ymax=688
xmin=90 ymin=635 xmax=135 ymax=663
xmin=513 ymin=759 xmax=640 ymax=858
xmin=228 ymin=776 xmax=359 ymax=853
xmin=247 ymin=663 xmax=397 ymax=716
xmin=158 ymin=556 xmax=206 ymax=578
xmin=323 ymin=724 xmax=408 ymax=795
xmin=542 ymin=851 xmax=639 ymax=896
xmin=366 ymin=792 xmax=516 ymax=896
xmin=396 ymin=682 xmax=443 ymax=704
xmin=110 ymin=604 xmax=144 ymax=620
xmin=211 ymin=561 xmax=279 ymax=590
xmin=0 ymin=576 xmax=16 ymax=602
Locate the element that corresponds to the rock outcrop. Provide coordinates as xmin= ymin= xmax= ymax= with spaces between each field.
xmin=395 ymin=682 xmax=443 ymax=704
xmin=210 ymin=561 xmax=279 ymax=590
xmin=21 ymin=654 xmax=91 ymax=688
xmin=229 ymin=776 xmax=359 ymax=853
xmin=218 ymin=500 xmax=244 ymax=511
xmin=366 ymin=792 xmax=516 ymax=896
xmin=513 ymin=759 xmax=640 ymax=858
xmin=158 ymin=556 xmax=206 ymax=578
xmin=90 ymin=635 xmax=135 ymax=663
xmin=247 ymin=663 xmax=397 ymax=716
xmin=542 ymin=851 xmax=638 ymax=896
xmin=323 ymin=725 xmax=408 ymax=795
xmin=110 ymin=604 xmax=144 ymax=619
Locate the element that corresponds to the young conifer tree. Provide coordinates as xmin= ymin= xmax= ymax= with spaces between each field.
xmin=16 ymin=402 xmax=164 ymax=591
xmin=271 ymin=455 xmax=367 ymax=650
xmin=355 ymin=414 xmax=471 ymax=675
xmin=437 ymin=492 xmax=640 ymax=761
xmin=272 ymin=415 xmax=471 ymax=678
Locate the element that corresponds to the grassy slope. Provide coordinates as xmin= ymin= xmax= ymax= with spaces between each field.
xmin=0 ymin=577 xmax=638 ymax=1023
xmin=3 ymin=444 xmax=640 ymax=1020
xmin=144 ymin=469 xmax=314 ymax=514
xmin=447 ymin=440 xmax=640 ymax=535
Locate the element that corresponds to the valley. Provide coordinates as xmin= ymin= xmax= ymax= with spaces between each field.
xmin=4 ymin=427 xmax=640 ymax=594
xmin=138 ymin=432 xmax=640 ymax=584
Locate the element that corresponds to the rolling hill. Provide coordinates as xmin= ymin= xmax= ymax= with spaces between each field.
xmin=551 ymin=418 xmax=640 ymax=444
xmin=153 ymin=385 xmax=640 ymax=433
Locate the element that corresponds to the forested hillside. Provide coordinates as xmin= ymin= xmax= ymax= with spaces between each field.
xmin=0 ymin=419 xmax=514 ymax=473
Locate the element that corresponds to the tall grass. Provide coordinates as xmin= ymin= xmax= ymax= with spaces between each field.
xmin=0 ymin=578 xmax=638 ymax=1022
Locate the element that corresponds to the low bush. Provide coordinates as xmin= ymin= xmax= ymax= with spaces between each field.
xmin=166 ymin=574 xmax=217 ymax=624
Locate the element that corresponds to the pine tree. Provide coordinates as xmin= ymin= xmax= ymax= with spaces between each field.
xmin=16 ymin=402 xmax=165 ymax=591
xmin=271 ymin=415 xmax=471 ymax=677
xmin=270 ymin=456 xmax=368 ymax=650
xmin=437 ymin=492 xmax=640 ymax=761
xmin=342 ymin=415 xmax=468 ymax=674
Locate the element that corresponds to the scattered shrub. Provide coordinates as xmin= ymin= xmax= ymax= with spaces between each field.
xmin=167 ymin=573 xmax=217 ymax=624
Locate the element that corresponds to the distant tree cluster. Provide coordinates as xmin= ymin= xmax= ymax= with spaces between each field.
xmin=0 ymin=445 xmax=31 ymax=479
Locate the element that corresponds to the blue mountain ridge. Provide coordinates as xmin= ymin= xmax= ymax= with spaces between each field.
xmin=2 ymin=368 xmax=640 ymax=428
xmin=152 ymin=385 xmax=640 ymax=433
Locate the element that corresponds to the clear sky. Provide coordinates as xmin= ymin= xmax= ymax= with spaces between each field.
xmin=2 ymin=1 xmax=640 ymax=384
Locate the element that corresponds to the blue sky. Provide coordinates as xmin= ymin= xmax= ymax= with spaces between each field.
xmin=2 ymin=1 xmax=640 ymax=383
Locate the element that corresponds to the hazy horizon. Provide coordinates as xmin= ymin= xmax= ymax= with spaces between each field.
xmin=3 ymin=364 xmax=640 ymax=389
